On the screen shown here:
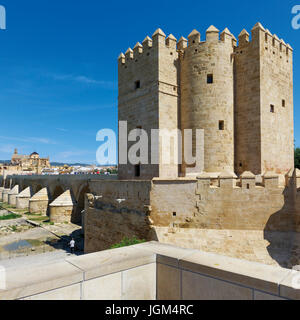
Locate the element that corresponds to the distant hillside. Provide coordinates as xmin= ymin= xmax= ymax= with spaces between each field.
xmin=50 ymin=162 xmax=116 ymax=167
xmin=50 ymin=162 xmax=92 ymax=167
xmin=0 ymin=160 xmax=115 ymax=167
xmin=0 ymin=160 xmax=10 ymax=164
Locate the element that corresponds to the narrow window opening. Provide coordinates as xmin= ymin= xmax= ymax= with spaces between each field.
xmin=247 ymin=184 xmax=250 ymax=189
xmin=270 ymin=105 xmax=275 ymax=113
xmin=207 ymin=74 xmax=213 ymax=84
xmin=219 ymin=120 xmax=224 ymax=130
xmin=173 ymin=212 xmax=177 ymax=217
xmin=135 ymin=164 xmax=141 ymax=177
xmin=282 ymin=100 xmax=286 ymax=107
xmin=239 ymin=162 xmax=243 ymax=167
xmin=135 ymin=80 xmax=140 ymax=89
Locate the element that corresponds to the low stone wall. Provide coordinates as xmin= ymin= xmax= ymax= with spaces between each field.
xmin=149 ymin=174 xmax=300 ymax=231
xmin=1 ymin=242 xmax=300 ymax=300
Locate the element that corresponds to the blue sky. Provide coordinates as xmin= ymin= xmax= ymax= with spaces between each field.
xmin=0 ymin=0 xmax=299 ymax=164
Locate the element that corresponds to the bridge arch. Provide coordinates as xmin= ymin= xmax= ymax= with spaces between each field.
xmin=50 ymin=185 xmax=65 ymax=201
xmin=34 ymin=184 xmax=43 ymax=194
xmin=73 ymin=183 xmax=91 ymax=225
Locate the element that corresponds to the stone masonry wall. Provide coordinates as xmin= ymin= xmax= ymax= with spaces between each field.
xmin=84 ymin=173 xmax=300 ymax=253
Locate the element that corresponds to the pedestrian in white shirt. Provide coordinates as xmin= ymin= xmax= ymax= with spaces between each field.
xmin=69 ymin=238 xmax=75 ymax=254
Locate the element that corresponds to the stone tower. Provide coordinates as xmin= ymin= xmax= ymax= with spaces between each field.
xmin=180 ymin=26 xmax=235 ymax=175
xmin=118 ymin=23 xmax=294 ymax=180
xmin=118 ymin=29 xmax=179 ymax=180
xmin=234 ymin=23 xmax=294 ymax=175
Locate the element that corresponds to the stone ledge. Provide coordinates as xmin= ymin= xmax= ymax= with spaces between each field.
xmin=66 ymin=246 xmax=156 ymax=281
xmin=133 ymin=241 xmax=197 ymax=267
xmin=1 ymin=242 xmax=299 ymax=300
xmin=0 ymin=260 xmax=83 ymax=300
xmin=178 ymin=251 xmax=291 ymax=295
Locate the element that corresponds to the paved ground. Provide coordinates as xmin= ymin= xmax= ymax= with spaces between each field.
xmin=0 ymin=203 xmax=84 ymax=261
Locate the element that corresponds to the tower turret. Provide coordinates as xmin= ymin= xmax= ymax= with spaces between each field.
xmin=180 ymin=25 xmax=235 ymax=175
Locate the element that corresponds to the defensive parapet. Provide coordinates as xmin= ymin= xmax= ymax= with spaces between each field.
xmin=196 ymin=170 xmax=288 ymax=190
xmin=118 ymin=29 xmax=178 ymax=69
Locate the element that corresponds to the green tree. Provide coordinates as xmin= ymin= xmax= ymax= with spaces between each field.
xmin=295 ymin=148 xmax=300 ymax=169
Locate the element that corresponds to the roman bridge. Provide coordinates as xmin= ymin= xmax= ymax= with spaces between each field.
xmin=0 ymin=174 xmax=118 ymax=224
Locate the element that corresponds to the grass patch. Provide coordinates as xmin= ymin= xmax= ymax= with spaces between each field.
xmin=25 ymin=212 xmax=42 ymax=217
xmin=0 ymin=203 xmax=15 ymax=209
xmin=0 ymin=213 xmax=22 ymax=221
xmin=28 ymin=216 xmax=48 ymax=222
xmin=11 ymin=209 xmax=27 ymax=214
xmin=110 ymin=236 xmax=146 ymax=249
xmin=41 ymin=220 xmax=54 ymax=225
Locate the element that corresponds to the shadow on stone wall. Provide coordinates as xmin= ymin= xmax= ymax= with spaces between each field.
xmin=84 ymin=194 xmax=158 ymax=253
xmin=264 ymin=171 xmax=300 ymax=268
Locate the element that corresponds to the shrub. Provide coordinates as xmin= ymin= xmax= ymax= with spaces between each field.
xmin=110 ymin=236 xmax=146 ymax=249
xmin=295 ymin=148 xmax=300 ymax=169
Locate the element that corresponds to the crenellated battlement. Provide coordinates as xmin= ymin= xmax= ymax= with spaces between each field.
xmin=235 ymin=22 xmax=293 ymax=61
xmin=118 ymin=22 xmax=293 ymax=70
xmin=196 ymin=170 xmax=300 ymax=191
xmin=118 ymin=28 xmax=178 ymax=67
xmin=119 ymin=22 xmax=293 ymax=68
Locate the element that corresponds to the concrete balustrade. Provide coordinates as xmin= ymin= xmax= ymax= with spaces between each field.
xmin=0 ymin=242 xmax=299 ymax=300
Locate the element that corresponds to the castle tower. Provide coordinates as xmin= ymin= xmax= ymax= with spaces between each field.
xmin=234 ymin=22 xmax=294 ymax=175
xmin=118 ymin=28 xmax=179 ymax=180
xmin=180 ymin=26 xmax=235 ymax=175
xmin=118 ymin=23 xmax=294 ymax=180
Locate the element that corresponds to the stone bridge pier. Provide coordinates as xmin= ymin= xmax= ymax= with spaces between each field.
xmin=0 ymin=174 xmax=117 ymax=224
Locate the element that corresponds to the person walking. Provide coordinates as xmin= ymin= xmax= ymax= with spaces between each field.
xmin=69 ymin=238 xmax=75 ymax=254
